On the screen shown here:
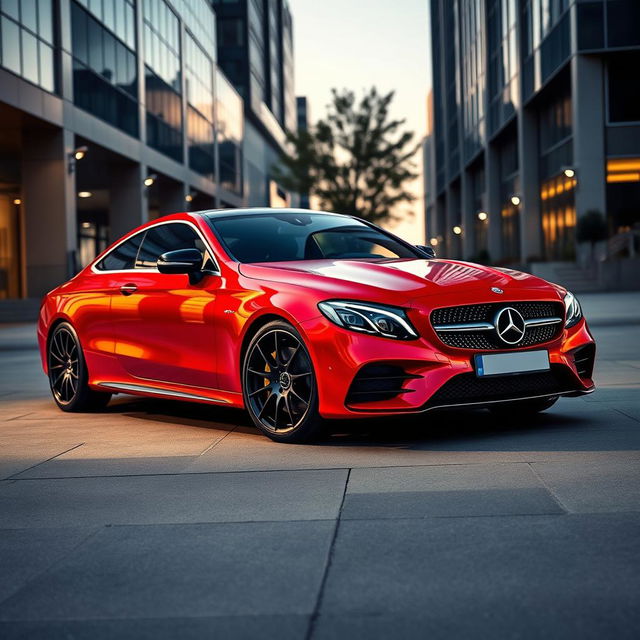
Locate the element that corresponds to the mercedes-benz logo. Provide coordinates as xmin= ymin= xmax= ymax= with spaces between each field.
xmin=279 ymin=371 xmax=292 ymax=390
xmin=494 ymin=307 xmax=526 ymax=345
xmin=491 ymin=287 xmax=504 ymax=294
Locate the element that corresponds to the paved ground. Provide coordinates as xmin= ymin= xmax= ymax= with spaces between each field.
xmin=0 ymin=292 xmax=639 ymax=639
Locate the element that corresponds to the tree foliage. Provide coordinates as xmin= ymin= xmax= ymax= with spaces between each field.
xmin=273 ymin=87 xmax=419 ymax=223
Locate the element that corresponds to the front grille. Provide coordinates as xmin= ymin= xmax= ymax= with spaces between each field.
xmin=427 ymin=364 xmax=577 ymax=408
xmin=431 ymin=301 xmax=564 ymax=350
xmin=572 ymin=343 xmax=595 ymax=379
xmin=346 ymin=364 xmax=421 ymax=404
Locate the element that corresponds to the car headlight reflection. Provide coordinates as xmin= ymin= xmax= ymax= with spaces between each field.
xmin=318 ymin=300 xmax=418 ymax=340
xmin=564 ymin=290 xmax=583 ymax=328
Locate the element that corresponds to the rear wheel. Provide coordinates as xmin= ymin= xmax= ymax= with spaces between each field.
xmin=242 ymin=321 xmax=324 ymax=443
xmin=489 ymin=396 xmax=558 ymax=417
xmin=48 ymin=322 xmax=111 ymax=412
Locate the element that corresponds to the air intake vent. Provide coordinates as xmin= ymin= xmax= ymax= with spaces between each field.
xmin=346 ymin=364 xmax=421 ymax=404
xmin=572 ymin=343 xmax=595 ymax=379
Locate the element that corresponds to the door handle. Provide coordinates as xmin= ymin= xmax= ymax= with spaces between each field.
xmin=119 ymin=283 xmax=138 ymax=296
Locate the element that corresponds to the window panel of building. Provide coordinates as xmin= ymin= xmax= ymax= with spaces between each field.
xmin=75 ymin=0 xmax=136 ymax=50
xmin=608 ymin=52 xmax=640 ymax=124
xmin=607 ymin=0 xmax=640 ymax=48
xmin=540 ymin=173 xmax=576 ymax=260
xmin=216 ymin=68 xmax=243 ymax=195
xmin=0 ymin=0 xmax=55 ymax=92
xmin=71 ymin=1 xmax=138 ymax=136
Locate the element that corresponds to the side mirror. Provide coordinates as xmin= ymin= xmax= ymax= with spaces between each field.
xmin=415 ymin=245 xmax=436 ymax=259
xmin=157 ymin=248 xmax=204 ymax=283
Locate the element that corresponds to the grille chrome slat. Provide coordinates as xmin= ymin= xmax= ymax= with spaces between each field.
xmin=431 ymin=302 xmax=564 ymax=350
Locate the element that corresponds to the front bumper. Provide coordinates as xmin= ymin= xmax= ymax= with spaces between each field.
xmin=300 ymin=314 xmax=595 ymax=419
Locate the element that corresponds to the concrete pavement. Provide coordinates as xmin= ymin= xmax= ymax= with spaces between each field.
xmin=0 ymin=291 xmax=639 ymax=638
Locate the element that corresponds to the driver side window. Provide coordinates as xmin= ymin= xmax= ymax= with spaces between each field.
xmin=135 ymin=223 xmax=216 ymax=271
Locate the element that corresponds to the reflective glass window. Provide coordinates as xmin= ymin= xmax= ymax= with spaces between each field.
xmin=1 ymin=17 xmax=21 ymax=74
xmin=136 ymin=224 xmax=202 ymax=269
xmin=96 ymin=232 xmax=144 ymax=270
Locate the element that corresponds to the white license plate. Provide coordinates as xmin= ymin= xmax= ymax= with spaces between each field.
xmin=475 ymin=350 xmax=550 ymax=377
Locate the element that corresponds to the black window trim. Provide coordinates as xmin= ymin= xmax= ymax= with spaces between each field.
xmin=91 ymin=220 xmax=220 ymax=275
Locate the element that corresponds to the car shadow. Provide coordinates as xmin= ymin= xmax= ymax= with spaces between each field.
xmin=95 ymin=389 xmax=640 ymax=453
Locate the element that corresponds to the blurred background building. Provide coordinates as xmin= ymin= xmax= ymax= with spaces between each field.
xmin=0 ymin=0 xmax=297 ymax=304
xmin=423 ymin=0 xmax=640 ymax=284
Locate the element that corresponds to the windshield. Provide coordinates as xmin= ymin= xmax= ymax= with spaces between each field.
xmin=205 ymin=212 xmax=419 ymax=263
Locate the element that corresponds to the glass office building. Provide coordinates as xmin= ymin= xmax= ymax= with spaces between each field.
xmin=0 ymin=0 xmax=287 ymax=302
xmin=424 ymin=0 xmax=640 ymax=265
xmin=212 ymin=0 xmax=297 ymax=207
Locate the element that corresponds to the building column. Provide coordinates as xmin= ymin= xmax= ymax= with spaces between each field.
xmin=22 ymin=127 xmax=75 ymax=297
xmin=461 ymin=168 xmax=476 ymax=259
xmin=109 ymin=162 xmax=146 ymax=242
xmin=518 ymin=104 xmax=542 ymax=262
xmin=486 ymin=142 xmax=502 ymax=263
xmin=571 ymin=54 xmax=606 ymax=222
xmin=157 ymin=181 xmax=188 ymax=217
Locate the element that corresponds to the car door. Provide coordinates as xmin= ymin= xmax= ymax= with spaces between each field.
xmin=110 ymin=221 xmax=220 ymax=389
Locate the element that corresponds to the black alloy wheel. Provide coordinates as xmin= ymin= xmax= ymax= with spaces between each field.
xmin=48 ymin=322 xmax=111 ymax=412
xmin=243 ymin=321 xmax=323 ymax=442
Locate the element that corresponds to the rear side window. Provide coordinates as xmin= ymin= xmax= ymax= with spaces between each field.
xmin=95 ymin=233 xmax=143 ymax=271
xmin=136 ymin=223 xmax=216 ymax=270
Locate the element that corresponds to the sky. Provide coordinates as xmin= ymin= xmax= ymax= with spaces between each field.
xmin=291 ymin=0 xmax=430 ymax=243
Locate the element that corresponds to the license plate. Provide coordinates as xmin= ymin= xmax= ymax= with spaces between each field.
xmin=475 ymin=350 xmax=550 ymax=377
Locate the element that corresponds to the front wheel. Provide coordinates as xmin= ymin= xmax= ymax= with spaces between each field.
xmin=47 ymin=322 xmax=112 ymax=412
xmin=489 ymin=396 xmax=558 ymax=417
xmin=242 ymin=321 xmax=324 ymax=443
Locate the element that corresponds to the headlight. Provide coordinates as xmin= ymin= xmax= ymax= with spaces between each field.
xmin=318 ymin=300 xmax=418 ymax=340
xmin=564 ymin=291 xmax=583 ymax=328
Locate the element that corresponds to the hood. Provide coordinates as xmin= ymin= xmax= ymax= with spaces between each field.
xmin=238 ymin=258 xmax=564 ymax=303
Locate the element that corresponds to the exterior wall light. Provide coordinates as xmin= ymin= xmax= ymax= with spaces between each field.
xmin=68 ymin=146 xmax=88 ymax=173
xmin=185 ymin=193 xmax=194 ymax=202
xmin=144 ymin=174 xmax=157 ymax=187
xmin=453 ymin=225 xmax=462 ymax=235
xmin=477 ymin=211 xmax=488 ymax=221
xmin=13 ymin=198 xmax=21 ymax=205
xmin=429 ymin=237 xmax=438 ymax=246
xmin=510 ymin=195 xmax=521 ymax=206
xmin=78 ymin=191 xmax=93 ymax=198
xmin=563 ymin=167 xmax=576 ymax=178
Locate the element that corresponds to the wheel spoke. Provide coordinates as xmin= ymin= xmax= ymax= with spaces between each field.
xmin=290 ymin=387 xmax=309 ymax=406
xmin=255 ymin=342 xmax=276 ymax=369
xmin=285 ymin=343 xmax=300 ymax=370
xmin=249 ymin=385 xmax=269 ymax=397
xmin=247 ymin=367 xmax=267 ymax=377
xmin=290 ymin=371 xmax=311 ymax=380
xmin=257 ymin=391 xmax=275 ymax=419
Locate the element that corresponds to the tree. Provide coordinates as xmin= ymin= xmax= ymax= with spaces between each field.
xmin=576 ymin=209 xmax=608 ymax=261
xmin=273 ymin=87 xmax=419 ymax=223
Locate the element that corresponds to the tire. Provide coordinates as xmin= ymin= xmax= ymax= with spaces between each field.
xmin=47 ymin=322 xmax=112 ymax=412
xmin=242 ymin=320 xmax=324 ymax=443
xmin=489 ymin=396 xmax=558 ymax=417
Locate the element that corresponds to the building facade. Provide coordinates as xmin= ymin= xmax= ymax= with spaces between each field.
xmin=0 ymin=0 xmax=296 ymax=302
xmin=212 ymin=0 xmax=296 ymax=208
xmin=424 ymin=0 xmax=640 ymax=265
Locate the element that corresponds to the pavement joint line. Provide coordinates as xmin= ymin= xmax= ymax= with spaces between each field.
xmin=1 ymin=511 xmax=639 ymax=534
xmin=614 ymin=408 xmax=640 ymax=423
xmin=5 ymin=442 xmax=86 ymax=480
xmin=196 ymin=424 xmax=239 ymax=457
xmin=0 ymin=525 xmax=103 ymax=609
xmin=4 ymin=456 xmax=640 ymax=481
xmin=306 ymin=467 xmax=352 ymax=640
xmin=526 ymin=462 xmax=570 ymax=514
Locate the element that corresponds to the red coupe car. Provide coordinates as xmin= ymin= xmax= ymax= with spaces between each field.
xmin=38 ymin=209 xmax=595 ymax=442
